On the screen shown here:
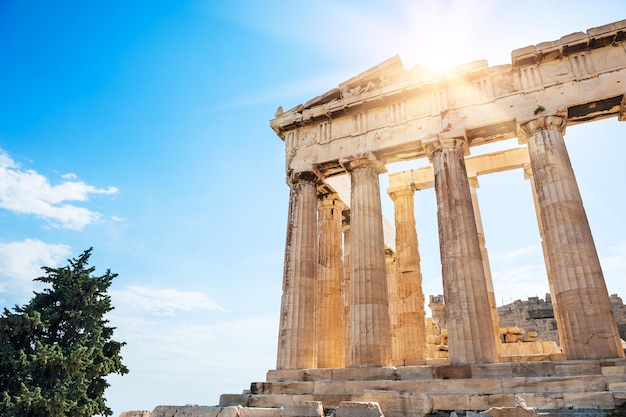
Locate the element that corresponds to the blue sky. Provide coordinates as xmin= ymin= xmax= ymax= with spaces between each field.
xmin=1 ymin=1 xmax=626 ymax=415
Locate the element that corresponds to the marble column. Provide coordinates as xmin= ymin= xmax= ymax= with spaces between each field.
xmin=316 ymin=193 xmax=346 ymax=368
xmin=523 ymin=163 xmax=564 ymax=347
xmin=467 ymin=177 xmax=502 ymax=355
xmin=518 ymin=116 xmax=624 ymax=359
xmin=277 ymin=171 xmax=318 ymax=369
xmin=342 ymin=154 xmax=392 ymax=367
xmin=426 ymin=138 xmax=498 ymax=364
xmin=388 ymin=186 xmax=427 ymax=365
xmin=342 ymin=213 xmax=352 ymax=367
xmin=385 ymin=249 xmax=399 ymax=364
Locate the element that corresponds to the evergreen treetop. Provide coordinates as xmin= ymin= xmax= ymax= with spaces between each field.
xmin=0 ymin=248 xmax=128 ymax=417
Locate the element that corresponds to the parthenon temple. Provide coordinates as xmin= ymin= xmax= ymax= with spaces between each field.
xmin=151 ymin=20 xmax=626 ymax=417
xmin=270 ymin=20 xmax=626 ymax=370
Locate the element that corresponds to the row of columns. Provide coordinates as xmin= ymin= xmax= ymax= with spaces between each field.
xmin=276 ymin=115 xmax=624 ymax=370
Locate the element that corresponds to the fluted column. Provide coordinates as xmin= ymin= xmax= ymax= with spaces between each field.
xmin=385 ymin=249 xmax=400 ymax=364
xmin=426 ymin=138 xmax=498 ymax=364
xmin=518 ymin=116 xmax=623 ymax=359
xmin=388 ymin=186 xmax=426 ymax=365
xmin=342 ymin=214 xmax=352 ymax=367
xmin=316 ymin=193 xmax=346 ymax=368
xmin=342 ymin=154 xmax=392 ymax=367
xmin=523 ymin=163 xmax=563 ymax=347
xmin=277 ymin=171 xmax=318 ymax=369
xmin=467 ymin=177 xmax=501 ymax=356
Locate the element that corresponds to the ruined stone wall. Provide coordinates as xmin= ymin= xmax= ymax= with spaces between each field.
xmin=496 ymin=293 xmax=626 ymax=345
xmin=610 ymin=294 xmax=626 ymax=340
xmin=496 ymin=295 xmax=559 ymax=343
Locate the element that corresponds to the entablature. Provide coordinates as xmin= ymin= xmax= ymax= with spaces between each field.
xmin=272 ymin=20 xmax=626 ymax=178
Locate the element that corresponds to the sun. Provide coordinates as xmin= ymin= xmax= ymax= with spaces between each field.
xmin=392 ymin=0 xmax=489 ymax=73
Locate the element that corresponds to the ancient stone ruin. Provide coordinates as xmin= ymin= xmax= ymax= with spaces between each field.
xmin=129 ymin=19 xmax=626 ymax=417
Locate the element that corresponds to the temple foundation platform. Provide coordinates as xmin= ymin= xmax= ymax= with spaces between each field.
xmin=218 ymin=358 xmax=626 ymax=416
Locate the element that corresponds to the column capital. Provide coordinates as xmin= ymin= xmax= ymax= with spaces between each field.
xmin=517 ymin=115 xmax=567 ymax=144
xmin=424 ymin=137 xmax=469 ymax=163
xmin=340 ymin=152 xmax=386 ymax=174
xmin=318 ymin=192 xmax=347 ymax=211
xmin=289 ymin=170 xmax=321 ymax=186
xmin=387 ymin=186 xmax=415 ymax=201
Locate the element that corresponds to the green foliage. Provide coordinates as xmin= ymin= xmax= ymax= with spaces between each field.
xmin=0 ymin=248 xmax=128 ymax=417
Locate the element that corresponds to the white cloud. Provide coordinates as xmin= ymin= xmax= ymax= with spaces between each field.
xmin=0 ymin=239 xmax=72 ymax=296
xmin=0 ymin=149 xmax=117 ymax=230
xmin=110 ymin=286 xmax=224 ymax=316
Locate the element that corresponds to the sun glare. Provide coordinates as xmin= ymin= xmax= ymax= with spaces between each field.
xmin=392 ymin=0 xmax=489 ymax=73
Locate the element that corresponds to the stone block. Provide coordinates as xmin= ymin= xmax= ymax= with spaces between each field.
xmin=220 ymin=394 xmax=251 ymax=407
xmin=395 ymin=365 xmax=434 ymax=380
xmin=239 ymin=408 xmax=282 ymax=417
xmin=331 ymin=367 xmax=396 ymax=381
xmin=511 ymin=362 xmax=556 ymax=377
xmin=602 ymin=366 xmax=626 ymax=375
xmin=614 ymin=391 xmax=626 ymax=407
xmin=518 ymin=392 xmax=564 ymax=410
xmin=251 ymin=382 xmax=314 ymax=395
xmin=150 ymin=405 xmax=228 ymax=417
xmin=600 ymin=358 xmax=626 ymax=367
xmin=432 ymin=365 xmax=472 ymax=379
xmin=483 ymin=406 xmax=538 ymax=417
xmin=119 ymin=412 xmax=150 ymax=417
xmin=502 ymin=376 xmax=606 ymax=393
xmin=471 ymin=363 xmax=513 ymax=379
xmin=609 ymin=382 xmax=626 ymax=392
xmin=303 ymin=369 xmax=333 ymax=381
xmin=555 ymin=360 xmax=601 ymax=376
xmin=329 ymin=401 xmax=384 ymax=417
xmin=280 ymin=401 xmax=324 ymax=417
xmin=563 ymin=392 xmax=615 ymax=409
xmin=356 ymin=390 xmax=433 ymax=417
xmin=468 ymin=394 xmax=515 ymax=410
xmin=311 ymin=394 xmax=352 ymax=409
xmin=311 ymin=381 xmax=348 ymax=395
xmin=247 ymin=394 xmax=294 ymax=408
xmin=431 ymin=394 xmax=471 ymax=411
xmin=425 ymin=358 xmax=449 ymax=365
xmin=267 ymin=369 xmax=306 ymax=382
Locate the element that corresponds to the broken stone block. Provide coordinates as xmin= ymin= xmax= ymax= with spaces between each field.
xmin=356 ymin=390 xmax=433 ymax=417
xmin=329 ymin=401 xmax=384 ymax=417
xmin=280 ymin=401 xmax=324 ymax=417
xmin=483 ymin=406 xmax=538 ymax=417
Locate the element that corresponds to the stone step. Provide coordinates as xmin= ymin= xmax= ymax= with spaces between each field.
xmin=252 ymin=374 xmax=619 ymax=397
xmin=220 ymin=391 xmax=624 ymax=414
xmin=266 ymin=359 xmax=626 ymax=383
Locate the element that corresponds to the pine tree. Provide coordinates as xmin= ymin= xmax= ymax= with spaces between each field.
xmin=0 ymin=248 xmax=128 ymax=417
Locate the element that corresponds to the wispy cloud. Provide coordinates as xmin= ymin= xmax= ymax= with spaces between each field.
xmin=110 ymin=286 xmax=224 ymax=316
xmin=0 ymin=149 xmax=117 ymax=230
xmin=0 ymin=239 xmax=72 ymax=297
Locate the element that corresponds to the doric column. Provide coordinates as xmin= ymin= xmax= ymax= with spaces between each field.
xmin=341 ymin=154 xmax=392 ymax=367
xmin=425 ymin=138 xmax=498 ymax=364
xmin=385 ymin=248 xmax=399 ymax=364
xmin=277 ymin=171 xmax=318 ymax=369
xmin=342 ymin=213 xmax=352 ymax=367
xmin=387 ymin=186 xmax=426 ymax=365
xmin=316 ymin=193 xmax=346 ymax=368
xmin=518 ymin=116 xmax=624 ymax=359
xmin=523 ymin=163 xmax=563 ymax=347
xmin=467 ymin=177 xmax=501 ymax=356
